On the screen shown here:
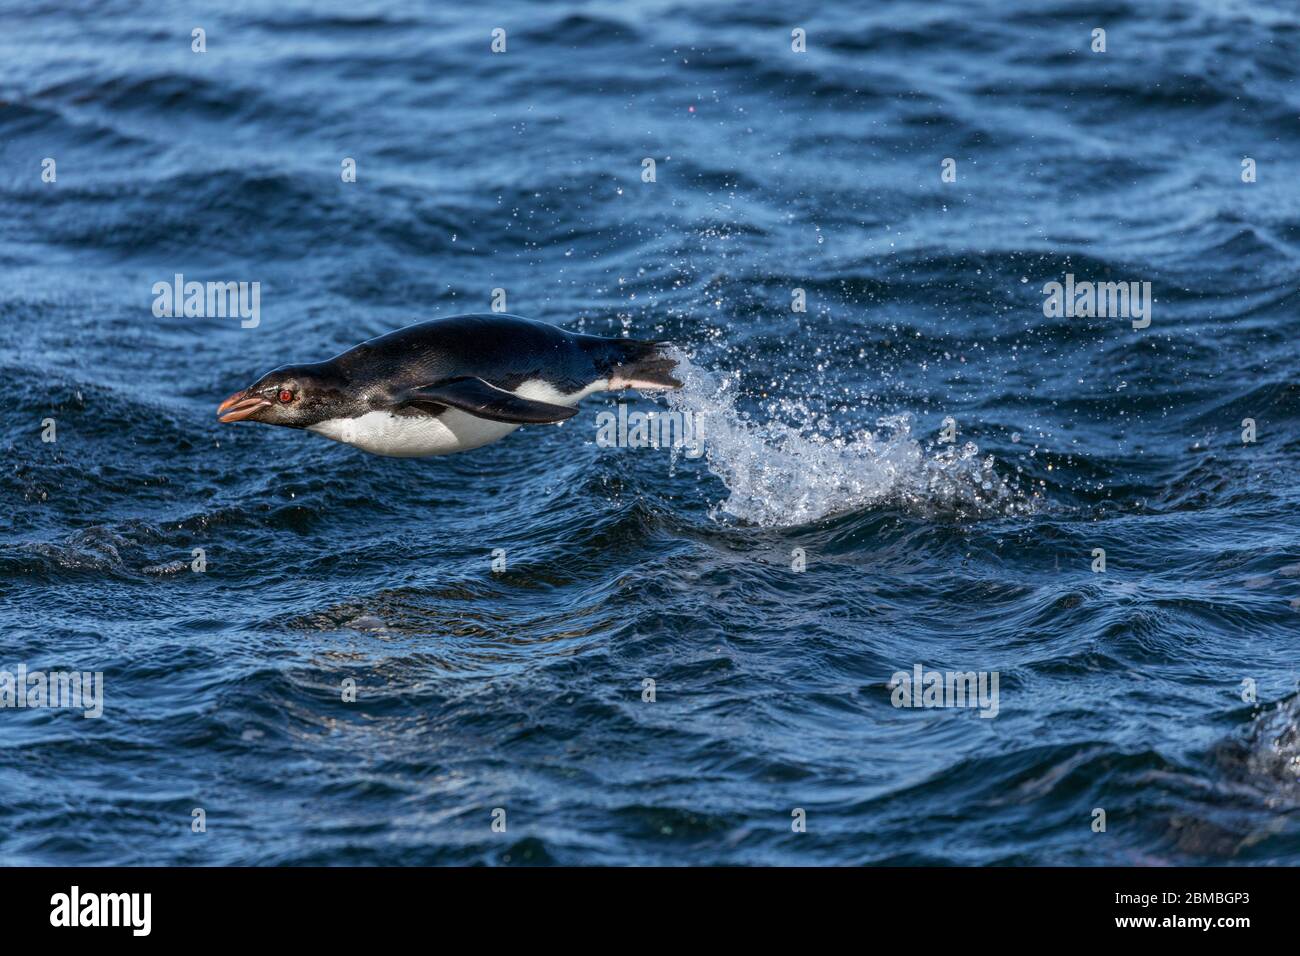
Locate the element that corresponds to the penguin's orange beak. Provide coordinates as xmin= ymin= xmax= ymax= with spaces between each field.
xmin=217 ymin=390 xmax=271 ymax=423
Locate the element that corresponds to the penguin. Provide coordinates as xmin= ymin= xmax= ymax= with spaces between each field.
xmin=216 ymin=313 xmax=681 ymax=458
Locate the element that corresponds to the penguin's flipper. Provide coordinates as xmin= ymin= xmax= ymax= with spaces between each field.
xmin=389 ymin=378 xmax=579 ymax=424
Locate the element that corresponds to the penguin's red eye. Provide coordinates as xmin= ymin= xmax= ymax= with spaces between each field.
xmin=278 ymin=389 xmax=294 ymax=404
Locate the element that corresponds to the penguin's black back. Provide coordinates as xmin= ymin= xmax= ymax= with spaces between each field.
xmin=326 ymin=313 xmax=648 ymax=395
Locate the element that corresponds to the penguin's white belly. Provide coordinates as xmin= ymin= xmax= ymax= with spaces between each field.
xmin=308 ymin=409 xmax=520 ymax=457
xmin=305 ymin=378 xmax=607 ymax=458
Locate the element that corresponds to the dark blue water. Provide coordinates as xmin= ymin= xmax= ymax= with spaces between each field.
xmin=2 ymin=0 xmax=1299 ymax=865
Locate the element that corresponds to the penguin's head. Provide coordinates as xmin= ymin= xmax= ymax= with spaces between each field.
xmin=217 ymin=363 xmax=351 ymax=429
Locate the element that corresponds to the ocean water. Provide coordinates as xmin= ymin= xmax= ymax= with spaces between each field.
xmin=2 ymin=0 xmax=1298 ymax=865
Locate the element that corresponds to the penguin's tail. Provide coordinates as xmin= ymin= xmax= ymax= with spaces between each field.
xmin=602 ymin=338 xmax=683 ymax=391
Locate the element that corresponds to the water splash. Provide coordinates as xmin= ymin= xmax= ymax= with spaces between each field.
xmin=664 ymin=351 xmax=1036 ymax=527
xmin=1242 ymin=693 xmax=1300 ymax=792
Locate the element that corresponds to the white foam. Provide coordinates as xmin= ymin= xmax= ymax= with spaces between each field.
xmin=663 ymin=350 xmax=1035 ymax=527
